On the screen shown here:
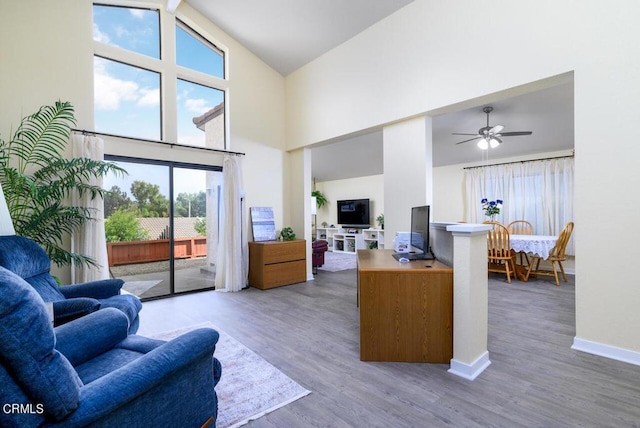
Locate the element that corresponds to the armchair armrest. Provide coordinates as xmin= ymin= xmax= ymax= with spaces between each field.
xmin=60 ymin=278 xmax=124 ymax=299
xmin=55 ymin=308 xmax=130 ymax=366
xmin=59 ymin=328 xmax=220 ymax=427
xmin=53 ymin=298 xmax=101 ymax=326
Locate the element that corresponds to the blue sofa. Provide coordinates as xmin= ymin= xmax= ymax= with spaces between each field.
xmin=0 ymin=235 xmax=142 ymax=333
xmin=0 ymin=266 xmax=222 ymax=427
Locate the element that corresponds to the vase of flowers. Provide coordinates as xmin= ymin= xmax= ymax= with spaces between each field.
xmin=481 ymin=198 xmax=503 ymax=221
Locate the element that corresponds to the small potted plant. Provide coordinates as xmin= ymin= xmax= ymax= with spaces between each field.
xmin=376 ymin=213 xmax=384 ymax=229
xmin=279 ymin=227 xmax=296 ymax=241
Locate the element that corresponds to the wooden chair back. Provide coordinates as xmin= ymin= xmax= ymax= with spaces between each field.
xmin=483 ymin=221 xmax=504 ymax=230
xmin=508 ymin=220 xmax=533 ymax=235
xmin=486 ymin=222 xmax=513 ymax=283
xmin=549 ymin=221 xmax=574 ymax=260
xmin=487 ymin=223 xmax=511 ymax=258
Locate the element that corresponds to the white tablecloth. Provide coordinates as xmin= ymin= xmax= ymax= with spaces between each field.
xmin=510 ymin=234 xmax=557 ymax=259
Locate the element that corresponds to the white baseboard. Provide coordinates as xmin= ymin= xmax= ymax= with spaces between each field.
xmin=448 ymin=351 xmax=491 ymax=380
xmin=572 ymin=337 xmax=640 ymax=366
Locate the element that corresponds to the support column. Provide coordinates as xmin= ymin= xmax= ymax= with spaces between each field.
xmin=446 ymin=223 xmax=491 ymax=380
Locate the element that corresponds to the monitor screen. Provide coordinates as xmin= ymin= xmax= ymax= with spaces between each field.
xmin=410 ymin=205 xmax=430 ymax=254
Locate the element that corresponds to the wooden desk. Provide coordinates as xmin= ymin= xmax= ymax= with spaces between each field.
xmin=357 ymin=250 xmax=453 ymax=363
xmin=248 ymin=240 xmax=306 ymax=289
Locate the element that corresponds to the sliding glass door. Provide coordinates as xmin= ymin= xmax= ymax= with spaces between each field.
xmin=104 ymin=156 xmax=221 ymax=300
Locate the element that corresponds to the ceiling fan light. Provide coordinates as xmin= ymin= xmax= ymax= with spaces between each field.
xmin=489 ymin=138 xmax=500 ymax=148
xmin=477 ymin=138 xmax=489 ymax=150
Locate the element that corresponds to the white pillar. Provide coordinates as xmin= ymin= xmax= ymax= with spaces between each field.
xmin=446 ymin=223 xmax=491 ymax=380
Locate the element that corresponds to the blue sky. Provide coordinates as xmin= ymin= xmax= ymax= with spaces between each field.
xmin=92 ymin=5 xmax=224 ymax=146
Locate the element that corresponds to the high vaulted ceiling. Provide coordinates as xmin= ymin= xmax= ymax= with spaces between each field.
xmin=185 ymin=1 xmax=575 ymax=182
xmin=186 ymin=0 xmax=415 ymax=76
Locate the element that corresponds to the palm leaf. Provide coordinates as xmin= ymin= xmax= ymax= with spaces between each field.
xmin=8 ymin=101 xmax=76 ymax=172
xmin=0 ymin=101 xmax=127 ymax=269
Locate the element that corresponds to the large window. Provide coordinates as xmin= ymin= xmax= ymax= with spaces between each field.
xmin=464 ymin=157 xmax=574 ymax=253
xmin=92 ymin=3 xmax=226 ymax=147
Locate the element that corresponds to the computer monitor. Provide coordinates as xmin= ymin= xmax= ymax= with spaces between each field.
xmin=393 ymin=205 xmax=434 ymax=261
xmin=410 ymin=205 xmax=431 ymax=258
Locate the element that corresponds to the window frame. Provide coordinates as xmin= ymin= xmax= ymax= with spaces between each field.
xmin=92 ymin=2 xmax=229 ymax=148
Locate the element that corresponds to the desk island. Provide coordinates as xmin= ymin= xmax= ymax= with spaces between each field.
xmin=357 ymin=249 xmax=453 ymax=363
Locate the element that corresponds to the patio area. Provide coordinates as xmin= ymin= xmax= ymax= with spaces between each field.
xmin=110 ymin=257 xmax=216 ymax=299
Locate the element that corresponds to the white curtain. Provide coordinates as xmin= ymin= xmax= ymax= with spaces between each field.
xmin=464 ymin=157 xmax=574 ymax=254
xmin=71 ymin=134 xmax=109 ymax=283
xmin=215 ymin=155 xmax=248 ymax=292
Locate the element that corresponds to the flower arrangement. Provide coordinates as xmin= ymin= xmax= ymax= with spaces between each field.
xmin=481 ymin=198 xmax=503 ymax=219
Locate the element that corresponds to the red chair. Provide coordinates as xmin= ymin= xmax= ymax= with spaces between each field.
xmin=312 ymin=240 xmax=329 ymax=274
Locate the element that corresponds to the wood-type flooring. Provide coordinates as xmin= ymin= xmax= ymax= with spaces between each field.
xmin=137 ymin=268 xmax=640 ymax=427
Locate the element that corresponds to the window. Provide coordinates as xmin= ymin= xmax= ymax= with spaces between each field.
xmin=94 ymin=56 xmax=161 ymax=140
xmin=93 ymin=4 xmax=160 ymax=59
xmin=92 ymin=4 xmax=226 ymax=147
xmin=176 ymin=20 xmax=224 ymax=78
xmin=464 ymin=157 xmax=575 ymax=254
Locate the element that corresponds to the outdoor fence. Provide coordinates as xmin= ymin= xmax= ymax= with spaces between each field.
xmin=107 ymin=237 xmax=207 ymax=266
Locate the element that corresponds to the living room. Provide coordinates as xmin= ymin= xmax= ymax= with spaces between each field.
xmin=2 ymin=0 xmax=640 ymax=426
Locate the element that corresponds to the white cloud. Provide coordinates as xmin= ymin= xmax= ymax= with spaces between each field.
xmin=115 ymin=25 xmax=130 ymax=38
xmin=93 ymin=23 xmax=111 ymax=44
xmin=94 ymin=65 xmax=139 ymax=111
xmin=137 ymin=88 xmax=160 ymax=107
xmin=129 ymin=9 xmax=146 ymax=19
xmin=184 ymin=98 xmax=211 ymax=115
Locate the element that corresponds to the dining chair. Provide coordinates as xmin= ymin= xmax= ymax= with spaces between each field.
xmin=486 ymin=222 xmax=514 ymax=283
xmin=508 ymin=220 xmax=534 ymax=266
xmin=483 ymin=220 xmax=504 ymax=229
xmin=525 ymin=221 xmax=574 ymax=286
xmin=507 ymin=220 xmax=534 ymax=235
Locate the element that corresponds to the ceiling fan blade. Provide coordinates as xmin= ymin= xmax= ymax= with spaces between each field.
xmin=456 ymin=136 xmax=483 ymax=145
xmin=490 ymin=125 xmax=504 ymax=134
xmin=452 ymin=133 xmax=479 ymax=136
xmin=497 ymin=131 xmax=532 ymax=136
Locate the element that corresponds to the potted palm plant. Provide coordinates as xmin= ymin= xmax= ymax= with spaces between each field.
xmin=0 ymin=101 xmax=126 ymax=268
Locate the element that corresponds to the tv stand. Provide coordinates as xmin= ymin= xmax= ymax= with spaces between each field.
xmin=332 ymin=232 xmax=365 ymax=254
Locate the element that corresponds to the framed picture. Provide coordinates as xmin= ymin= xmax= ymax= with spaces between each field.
xmin=250 ymin=207 xmax=276 ymax=241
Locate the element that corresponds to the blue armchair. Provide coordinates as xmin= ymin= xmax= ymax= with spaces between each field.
xmin=0 ymin=235 xmax=141 ymax=333
xmin=0 ymin=266 xmax=222 ymax=427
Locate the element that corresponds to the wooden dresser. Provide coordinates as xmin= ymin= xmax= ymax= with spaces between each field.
xmin=248 ymin=240 xmax=306 ymax=289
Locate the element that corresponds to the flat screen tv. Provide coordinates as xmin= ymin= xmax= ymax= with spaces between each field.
xmin=337 ymin=199 xmax=370 ymax=228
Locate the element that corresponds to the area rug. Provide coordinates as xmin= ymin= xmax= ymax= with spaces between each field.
xmin=151 ymin=322 xmax=311 ymax=427
xmin=318 ymin=250 xmax=357 ymax=272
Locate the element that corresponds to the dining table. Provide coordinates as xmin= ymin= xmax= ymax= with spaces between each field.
xmin=509 ymin=234 xmax=558 ymax=281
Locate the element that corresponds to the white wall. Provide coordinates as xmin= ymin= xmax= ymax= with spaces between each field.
xmin=286 ymin=0 xmax=640 ymax=356
xmin=0 ymin=0 xmax=286 ymax=283
xmin=315 ymin=174 xmax=384 ymax=228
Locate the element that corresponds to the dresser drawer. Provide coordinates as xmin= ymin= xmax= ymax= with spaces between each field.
xmin=252 ymin=260 xmax=306 ymax=289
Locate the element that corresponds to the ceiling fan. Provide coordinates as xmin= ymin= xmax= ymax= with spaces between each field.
xmin=453 ymin=106 xmax=532 ymax=149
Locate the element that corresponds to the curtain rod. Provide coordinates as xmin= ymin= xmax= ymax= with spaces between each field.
xmin=463 ymin=154 xmax=573 ymax=170
xmin=72 ymin=129 xmax=245 ymax=156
